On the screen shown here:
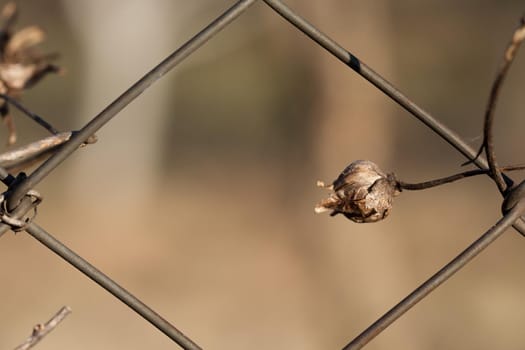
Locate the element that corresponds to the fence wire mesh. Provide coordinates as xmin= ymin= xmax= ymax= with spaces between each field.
xmin=2 ymin=1 xmax=525 ymax=349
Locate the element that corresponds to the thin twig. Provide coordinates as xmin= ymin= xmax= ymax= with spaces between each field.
xmin=0 ymin=93 xmax=60 ymax=135
xmin=0 ymin=131 xmax=96 ymax=172
xmin=473 ymin=15 xmax=525 ymax=194
xmin=0 ymin=132 xmax=72 ymax=171
xmin=398 ymin=165 xmax=525 ymax=191
xmin=14 ymin=306 xmax=72 ymax=350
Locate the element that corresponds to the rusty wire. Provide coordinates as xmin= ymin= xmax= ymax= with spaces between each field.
xmin=1 ymin=1 xmax=525 ymax=350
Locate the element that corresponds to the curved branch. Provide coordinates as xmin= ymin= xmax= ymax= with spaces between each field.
xmin=398 ymin=165 xmax=525 ymax=191
xmin=481 ymin=15 xmax=525 ymax=194
xmin=14 ymin=306 xmax=71 ymax=350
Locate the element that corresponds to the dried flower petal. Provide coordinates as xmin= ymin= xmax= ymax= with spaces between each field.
xmin=0 ymin=63 xmax=36 ymax=89
xmin=0 ymin=2 xmax=61 ymax=146
xmin=5 ymin=26 xmax=45 ymax=60
xmin=315 ymin=160 xmax=401 ymax=223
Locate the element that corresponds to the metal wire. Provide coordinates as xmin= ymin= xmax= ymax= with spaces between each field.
xmin=7 ymin=0 xmax=259 ymax=210
xmin=0 ymin=166 xmax=27 ymax=238
xmin=261 ymin=0 xmax=525 ymax=236
xmin=0 ymin=193 xmax=34 ymax=238
xmin=23 ymin=221 xmax=202 ymax=350
xmin=261 ymin=0 xmax=478 ymax=162
xmin=343 ymin=194 xmax=525 ymax=349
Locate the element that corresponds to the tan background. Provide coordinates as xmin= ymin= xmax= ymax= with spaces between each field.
xmin=1 ymin=1 xmax=525 ymax=349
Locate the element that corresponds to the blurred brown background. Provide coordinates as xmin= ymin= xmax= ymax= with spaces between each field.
xmin=1 ymin=1 xmax=525 ymax=349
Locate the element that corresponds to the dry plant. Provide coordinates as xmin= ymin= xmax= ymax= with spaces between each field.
xmin=314 ymin=17 xmax=525 ymax=227
xmin=0 ymin=2 xmax=61 ymax=146
xmin=13 ymin=306 xmax=71 ymax=350
xmin=0 ymin=3 xmax=97 ymax=172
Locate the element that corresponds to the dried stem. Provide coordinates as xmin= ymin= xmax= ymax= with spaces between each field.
xmin=471 ymin=15 xmax=525 ymax=194
xmin=0 ymin=130 xmax=96 ymax=172
xmin=0 ymin=94 xmax=60 ymax=135
xmin=14 ymin=306 xmax=71 ymax=350
xmin=0 ymin=132 xmax=72 ymax=171
xmin=3 ymin=113 xmax=16 ymax=144
xmin=398 ymin=165 xmax=525 ymax=191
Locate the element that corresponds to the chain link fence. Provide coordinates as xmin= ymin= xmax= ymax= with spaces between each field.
xmin=3 ymin=1 xmax=525 ymax=349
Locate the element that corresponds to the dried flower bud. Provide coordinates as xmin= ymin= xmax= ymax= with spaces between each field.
xmin=315 ymin=160 xmax=401 ymax=223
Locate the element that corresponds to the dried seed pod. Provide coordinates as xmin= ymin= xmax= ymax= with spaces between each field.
xmin=315 ymin=160 xmax=401 ymax=223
